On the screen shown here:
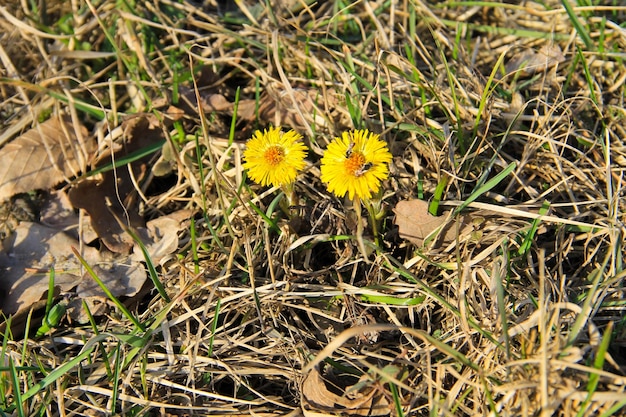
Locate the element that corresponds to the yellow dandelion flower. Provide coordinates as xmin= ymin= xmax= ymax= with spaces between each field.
xmin=320 ymin=129 xmax=392 ymax=200
xmin=243 ymin=127 xmax=308 ymax=187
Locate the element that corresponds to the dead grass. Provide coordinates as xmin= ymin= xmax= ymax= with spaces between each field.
xmin=1 ymin=0 xmax=626 ymax=416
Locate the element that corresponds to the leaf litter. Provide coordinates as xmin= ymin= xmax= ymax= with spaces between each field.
xmin=0 ymin=115 xmax=92 ymax=201
xmin=0 ymin=196 xmax=188 ymax=317
xmin=0 ymin=110 xmax=189 ymax=320
xmin=0 ymin=1 xmax=625 ymax=416
xmin=67 ymin=113 xmax=166 ymax=253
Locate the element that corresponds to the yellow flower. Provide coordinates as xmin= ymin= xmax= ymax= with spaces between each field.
xmin=320 ymin=129 xmax=392 ymax=200
xmin=243 ymin=127 xmax=308 ymax=187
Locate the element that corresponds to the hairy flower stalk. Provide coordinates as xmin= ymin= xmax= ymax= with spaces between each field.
xmin=320 ymin=129 xmax=392 ymax=253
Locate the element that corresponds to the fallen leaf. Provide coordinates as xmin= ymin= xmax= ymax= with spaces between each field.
xmin=505 ymin=44 xmax=565 ymax=77
xmin=131 ymin=210 xmax=193 ymax=265
xmin=259 ymin=86 xmax=333 ymax=131
xmin=0 ymin=209 xmax=189 ymax=319
xmin=301 ymin=367 xmax=390 ymax=416
xmin=76 ymin=262 xmax=146 ymax=298
xmin=65 ymin=296 xmax=108 ymax=325
xmin=0 ymin=115 xmax=92 ymax=201
xmin=393 ymin=199 xmax=472 ymax=248
xmin=179 ymin=81 xmax=336 ymax=137
xmin=0 ymin=220 xmax=154 ymax=316
xmin=179 ymin=88 xmax=237 ymax=115
xmin=39 ymin=190 xmax=80 ymax=233
xmin=0 ymin=222 xmax=99 ymax=314
xmin=68 ymin=114 xmax=164 ymax=253
xmin=68 ymin=176 xmax=144 ymax=253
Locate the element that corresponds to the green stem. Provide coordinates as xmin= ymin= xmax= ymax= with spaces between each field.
xmin=281 ymin=183 xmax=302 ymax=231
xmin=281 ymin=183 xmax=297 ymax=208
xmin=363 ymin=200 xmax=377 ymax=248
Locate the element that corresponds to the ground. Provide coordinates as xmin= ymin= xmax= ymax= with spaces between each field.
xmin=0 ymin=1 xmax=625 ymax=416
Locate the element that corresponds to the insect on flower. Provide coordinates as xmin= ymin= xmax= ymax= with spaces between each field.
xmin=354 ymin=162 xmax=373 ymax=177
xmin=345 ymin=141 xmax=355 ymax=158
xmin=320 ymin=129 xmax=392 ymax=200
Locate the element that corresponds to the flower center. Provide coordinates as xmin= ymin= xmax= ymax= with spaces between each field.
xmin=345 ymin=152 xmax=368 ymax=177
xmin=264 ymin=146 xmax=285 ymax=166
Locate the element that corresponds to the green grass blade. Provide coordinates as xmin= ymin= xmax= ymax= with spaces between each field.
xmin=228 ymin=86 xmax=240 ymax=146
xmin=473 ymin=50 xmax=507 ymax=138
xmin=455 ymin=162 xmax=517 ymax=214
xmin=207 ymin=299 xmax=221 ymax=359
xmin=389 ymin=381 xmax=404 ymax=416
xmin=71 ymin=247 xmax=146 ymax=332
xmin=247 ymin=198 xmax=280 ymax=234
xmin=359 ymin=292 xmax=426 ymax=306
xmin=77 ymin=139 xmax=165 ymax=180
xmin=518 ymin=201 xmax=550 ymax=256
xmin=110 ymin=342 xmax=122 ymax=414
xmin=8 ymin=357 xmax=24 ymax=417
xmin=82 ymin=300 xmax=113 ymax=379
xmin=0 ymin=319 xmax=11 ymax=407
xmin=576 ymin=46 xmax=598 ymax=106
xmin=598 ymin=399 xmax=626 ymax=417
xmin=21 ymin=337 xmax=102 ymax=402
xmin=567 ymin=254 xmax=610 ymax=346
xmin=35 ymin=268 xmax=65 ymax=337
xmin=437 ymin=19 xmax=570 ymax=41
xmin=190 ymin=217 xmax=200 ymax=275
xmin=560 ymin=0 xmax=593 ymax=49
xmin=429 ymin=176 xmax=449 ymax=216
xmin=124 ymin=227 xmax=170 ymax=303
xmin=577 ymin=321 xmax=614 ymax=417
xmin=43 ymin=268 xmax=55 ymax=317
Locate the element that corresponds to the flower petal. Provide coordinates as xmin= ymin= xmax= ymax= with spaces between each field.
xmin=320 ymin=129 xmax=392 ymax=201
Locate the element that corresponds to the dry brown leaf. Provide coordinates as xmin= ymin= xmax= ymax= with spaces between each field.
xmin=505 ymin=44 xmax=565 ymax=77
xmin=0 ymin=209 xmax=188 ymax=316
xmin=0 ymin=221 xmax=99 ymax=314
xmin=393 ymin=199 xmax=472 ymax=248
xmin=260 ymin=87 xmax=332 ymax=131
xmin=65 ymin=296 xmax=109 ymax=324
xmin=0 ymin=115 xmax=92 ymax=201
xmin=130 ymin=209 xmax=193 ymax=265
xmin=179 ymin=88 xmax=235 ymax=115
xmin=39 ymin=190 xmax=80 ymax=232
xmin=179 ymin=83 xmax=332 ymax=133
xmin=0 ymin=221 xmax=149 ymax=315
xmin=68 ymin=177 xmax=144 ymax=253
xmin=76 ymin=262 xmax=146 ymax=298
xmin=301 ymin=367 xmax=390 ymax=416
xmin=68 ymin=115 xmax=163 ymax=253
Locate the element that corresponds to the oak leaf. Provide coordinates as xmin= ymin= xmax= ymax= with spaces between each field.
xmin=393 ymin=199 xmax=472 ymax=248
xmin=301 ymin=367 xmax=390 ymax=416
xmin=0 ymin=115 xmax=91 ymax=201
xmin=67 ymin=115 xmax=162 ymax=253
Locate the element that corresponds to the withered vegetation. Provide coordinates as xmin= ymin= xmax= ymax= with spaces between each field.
xmin=1 ymin=0 xmax=625 ymax=416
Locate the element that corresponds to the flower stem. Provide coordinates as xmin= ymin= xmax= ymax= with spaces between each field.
xmin=281 ymin=183 xmax=302 ymax=232
xmin=354 ymin=197 xmax=369 ymax=258
xmin=366 ymin=201 xmax=380 ymax=248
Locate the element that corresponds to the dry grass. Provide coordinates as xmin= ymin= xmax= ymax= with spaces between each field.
xmin=1 ymin=0 xmax=626 ymax=416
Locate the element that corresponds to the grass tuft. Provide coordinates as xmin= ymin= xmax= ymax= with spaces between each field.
xmin=0 ymin=0 xmax=625 ymax=415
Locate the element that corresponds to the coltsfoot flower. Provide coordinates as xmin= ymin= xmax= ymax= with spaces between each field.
xmin=320 ymin=129 xmax=392 ymax=200
xmin=243 ymin=127 xmax=308 ymax=187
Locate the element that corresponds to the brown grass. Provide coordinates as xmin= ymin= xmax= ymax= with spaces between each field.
xmin=1 ymin=0 xmax=626 ymax=416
